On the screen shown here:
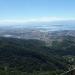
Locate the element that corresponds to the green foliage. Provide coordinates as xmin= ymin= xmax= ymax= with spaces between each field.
xmin=0 ymin=36 xmax=75 ymax=74
xmin=0 ymin=37 xmax=66 ymax=75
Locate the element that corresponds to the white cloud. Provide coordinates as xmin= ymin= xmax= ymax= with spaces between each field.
xmin=0 ymin=17 xmax=75 ymax=25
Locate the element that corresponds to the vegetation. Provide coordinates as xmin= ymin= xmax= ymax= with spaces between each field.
xmin=0 ymin=36 xmax=75 ymax=74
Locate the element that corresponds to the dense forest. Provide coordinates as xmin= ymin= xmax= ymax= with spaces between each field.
xmin=0 ymin=36 xmax=75 ymax=75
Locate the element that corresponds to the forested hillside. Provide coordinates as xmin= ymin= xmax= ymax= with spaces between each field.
xmin=0 ymin=36 xmax=75 ymax=75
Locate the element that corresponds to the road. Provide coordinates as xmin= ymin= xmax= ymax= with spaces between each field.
xmin=60 ymin=68 xmax=75 ymax=75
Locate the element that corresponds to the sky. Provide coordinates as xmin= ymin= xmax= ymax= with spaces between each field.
xmin=0 ymin=0 xmax=75 ymax=24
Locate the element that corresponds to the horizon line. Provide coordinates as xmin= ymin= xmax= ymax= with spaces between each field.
xmin=0 ymin=17 xmax=75 ymax=25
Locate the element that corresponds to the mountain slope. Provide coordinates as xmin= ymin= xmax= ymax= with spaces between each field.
xmin=0 ymin=37 xmax=68 ymax=75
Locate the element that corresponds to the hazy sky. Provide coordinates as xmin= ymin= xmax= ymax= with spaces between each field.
xmin=0 ymin=0 xmax=75 ymax=23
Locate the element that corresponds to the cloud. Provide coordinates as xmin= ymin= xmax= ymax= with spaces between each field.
xmin=0 ymin=17 xmax=75 ymax=25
